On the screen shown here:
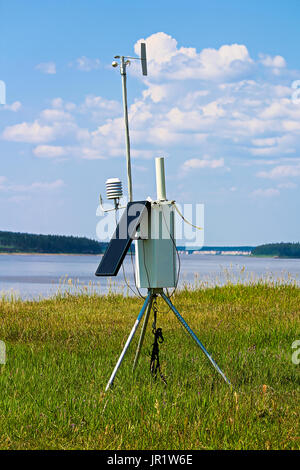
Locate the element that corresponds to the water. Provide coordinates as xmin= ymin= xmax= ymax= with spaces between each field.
xmin=0 ymin=253 xmax=299 ymax=301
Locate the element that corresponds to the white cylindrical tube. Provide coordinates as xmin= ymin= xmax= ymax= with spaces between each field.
xmin=155 ymin=157 xmax=166 ymax=201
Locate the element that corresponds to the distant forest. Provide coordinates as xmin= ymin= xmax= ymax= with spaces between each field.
xmin=1 ymin=231 xmax=299 ymax=258
xmin=252 ymin=242 xmax=300 ymax=258
xmin=0 ymin=231 xmax=107 ymax=254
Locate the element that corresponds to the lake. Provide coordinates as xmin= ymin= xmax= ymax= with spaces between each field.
xmin=0 ymin=253 xmax=299 ymax=300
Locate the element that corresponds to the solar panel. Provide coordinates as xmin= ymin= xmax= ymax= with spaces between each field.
xmin=95 ymin=200 xmax=150 ymax=276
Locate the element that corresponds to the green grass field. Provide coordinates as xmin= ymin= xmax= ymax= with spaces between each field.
xmin=0 ymin=283 xmax=299 ymax=450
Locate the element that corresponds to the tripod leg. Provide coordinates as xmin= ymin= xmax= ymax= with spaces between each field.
xmin=161 ymin=292 xmax=231 ymax=386
xmin=133 ymin=295 xmax=153 ymax=371
xmin=105 ymin=292 xmax=151 ymax=391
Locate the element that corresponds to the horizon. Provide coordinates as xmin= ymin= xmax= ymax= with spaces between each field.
xmin=1 ymin=1 xmax=300 ymax=246
xmin=2 ymin=228 xmax=299 ymax=249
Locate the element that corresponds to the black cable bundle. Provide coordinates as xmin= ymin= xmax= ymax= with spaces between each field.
xmin=150 ymin=326 xmax=167 ymax=385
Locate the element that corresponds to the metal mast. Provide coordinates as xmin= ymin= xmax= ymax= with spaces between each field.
xmin=120 ymin=56 xmax=133 ymax=202
xmin=112 ymin=43 xmax=147 ymax=203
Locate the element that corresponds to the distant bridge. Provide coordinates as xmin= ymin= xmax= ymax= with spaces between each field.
xmin=176 ymin=246 xmax=255 ymax=255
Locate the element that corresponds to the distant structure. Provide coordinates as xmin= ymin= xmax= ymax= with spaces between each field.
xmin=177 ymin=246 xmax=254 ymax=256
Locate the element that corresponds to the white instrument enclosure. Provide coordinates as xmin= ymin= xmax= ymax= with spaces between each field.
xmin=135 ymin=200 xmax=177 ymax=289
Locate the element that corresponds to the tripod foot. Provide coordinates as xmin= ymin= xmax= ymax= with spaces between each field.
xmin=161 ymin=292 xmax=231 ymax=386
xmin=133 ymin=295 xmax=154 ymax=372
xmin=105 ymin=292 xmax=152 ymax=391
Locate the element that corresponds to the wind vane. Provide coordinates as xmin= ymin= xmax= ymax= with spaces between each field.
xmin=111 ymin=43 xmax=147 ymax=202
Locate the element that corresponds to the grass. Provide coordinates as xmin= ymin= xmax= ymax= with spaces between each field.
xmin=0 ymin=282 xmax=299 ymax=450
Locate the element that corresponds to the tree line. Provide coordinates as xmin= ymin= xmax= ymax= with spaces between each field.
xmin=0 ymin=231 xmax=107 ymax=254
xmin=252 ymin=242 xmax=300 ymax=258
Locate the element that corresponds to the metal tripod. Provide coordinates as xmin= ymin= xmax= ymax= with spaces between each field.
xmin=105 ymin=288 xmax=231 ymax=391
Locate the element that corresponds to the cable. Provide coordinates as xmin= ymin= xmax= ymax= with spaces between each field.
xmin=142 ymin=236 xmax=152 ymax=290
xmin=173 ymin=203 xmax=203 ymax=232
xmin=161 ymin=205 xmax=181 ymax=298
xmin=113 ymin=208 xmax=142 ymax=299
xmin=121 ymin=259 xmax=142 ymax=299
xmin=129 ymin=243 xmax=145 ymax=299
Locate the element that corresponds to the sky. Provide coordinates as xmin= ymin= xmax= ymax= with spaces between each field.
xmin=0 ymin=0 xmax=300 ymax=246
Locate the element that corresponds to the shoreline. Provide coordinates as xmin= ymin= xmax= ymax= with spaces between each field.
xmin=1 ymin=252 xmax=299 ymax=259
xmin=0 ymin=252 xmax=103 ymax=256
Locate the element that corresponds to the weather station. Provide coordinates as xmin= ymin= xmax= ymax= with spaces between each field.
xmin=95 ymin=43 xmax=231 ymax=391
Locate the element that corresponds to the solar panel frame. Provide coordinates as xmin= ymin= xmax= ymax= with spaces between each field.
xmin=95 ymin=200 xmax=150 ymax=277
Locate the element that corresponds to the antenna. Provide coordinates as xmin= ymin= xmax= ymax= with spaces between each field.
xmin=111 ymin=43 xmax=148 ymax=202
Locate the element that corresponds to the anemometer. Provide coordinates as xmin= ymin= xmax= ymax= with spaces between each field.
xmin=95 ymin=43 xmax=231 ymax=390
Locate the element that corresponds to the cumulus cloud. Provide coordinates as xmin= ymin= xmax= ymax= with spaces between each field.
xmin=40 ymin=108 xmax=74 ymax=122
xmin=251 ymin=188 xmax=280 ymax=197
xmin=33 ymin=145 xmax=69 ymax=158
xmin=2 ymin=101 xmax=22 ymax=112
xmin=36 ymin=62 xmax=56 ymax=74
xmin=2 ymin=104 xmax=79 ymax=144
xmin=2 ymin=121 xmax=58 ymax=143
xmin=257 ymin=164 xmax=300 ymax=179
xmin=4 ymin=31 xmax=300 ymax=189
xmin=0 ymin=177 xmax=64 ymax=193
xmin=134 ymin=33 xmax=253 ymax=81
xmin=50 ymin=97 xmax=76 ymax=111
xmin=182 ymin=156 xmax=225 ymax=171
xmin=70 ymin=56 xmax=101 ymax=71
xmin=0 ymin=176 xmax=7 ymax=189
xmin=259 ymin=53 xmax=286 ymax=68
xmin=80 ymin=95 xmax=121 ymax=120
xmin=277 ymin=182 xmax=297 ymax=189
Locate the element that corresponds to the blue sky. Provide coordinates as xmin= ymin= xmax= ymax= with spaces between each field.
xmin=0 ymin=0 xmax=300 ymax=245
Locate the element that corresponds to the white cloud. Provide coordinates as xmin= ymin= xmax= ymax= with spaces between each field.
xmin=0 ymin=178 xmax=64 ymax=193
xmin=4 ymin=32 xmax=300 ymax=188
xmin=50 ymin=97 xmax=76 ymax=111
xmin=70 ymin=56 xmax=101 ymax=71
xmin=0 ymin=176 xmax=7 ymax=189
xmin=83 ymin=95 xmax=119 ymax=111
xmin=2 ymin=101 xmax=22 ymax=112
xmin=80 ymin=95 xmax=121 ymax=120
xmin=202 ymin=100 xmax=226 ymax=117
xmin=250 ymin=135 xmax=296 ymax=156
xmin=40 ymin=108 xmax=73 ymax=122
xmin=251 ymin=188 xmax=280 ymax=197
xmin=277 ymin=182 xmax=297 ymax=189
xmin=2 ymin=121 xmax=57 ymax=143
xmin=134 ymin=33 xmax=253 ymax=81
xmin=2 ymin=105 xmax=79 ymax=144
xmin=143 ymin=83 xmax=169 ymax=103
xmin=182 ymin=156 xmax=225 ymax=171
xmin=80 ymin=147 xmax=106 ymax=160
xmin=257 ymin=164 xmax=300 ymax=179
xmin=33 ymin=145 xmax=69 ymax=158
xmin=259 ymin=53 xmax=286 ymax=68
xmin=36 ymin=62 xmax=56 ymax=74
xmin=51 ymin=97 xmax=64 ymax=109
xmin=252 ymin=137 xmax=278 ymax=147
xmin=22 ymin=180 xmax=65 ymax=191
